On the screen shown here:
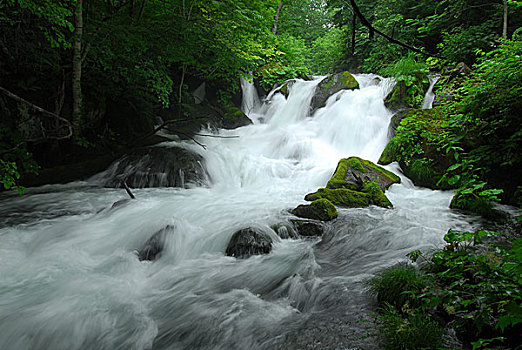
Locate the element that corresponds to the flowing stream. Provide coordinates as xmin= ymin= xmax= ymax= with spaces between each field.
xmin=0 ymin=75 xmax=476 ymax=350
xmin=421 ymin=74 xmax=441 ymax=109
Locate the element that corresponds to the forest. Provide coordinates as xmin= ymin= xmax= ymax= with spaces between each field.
xmin=1 ymin=0 xmax=522 ymax=349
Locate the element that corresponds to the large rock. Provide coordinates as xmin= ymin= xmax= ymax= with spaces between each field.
xmin=292 ymin=198 xmax=338 ymax=221
xmin=310 ymin=71 xmax=359 ymax=114
xmin=99 ymin=145 xmax=207 ymax=188
xmin=138 ymin=225 xmax=174 ymax=261
xmin=304 ymin=157 xmax=398 ymax=209
xmin=378 ymin=108 xmax=454 ymax=190
xmin=225 ymin=228 xmax=273 ymax=258
xmin=305 ymin=181 xmax=393 ymax=209
xmin=326 ymin=157 xmax=400 ymax=192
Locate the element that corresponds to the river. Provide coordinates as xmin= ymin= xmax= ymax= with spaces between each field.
xmin=0 ymin=75 xmax=475 ymax=349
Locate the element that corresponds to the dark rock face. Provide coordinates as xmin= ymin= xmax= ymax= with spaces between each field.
xmin=291 ymin=219 xmax=325 ymax=237
xmin=310 ymin=71 xmax=359 ymax=115
xmin=138 ymin=225 xmax=175 ymax=261
xmin=100 ymin=146 xmax=207 ymax=188
xmin=225 ymin=228 xmax=273 ymax=258
xmin=292 ymin=198 xmax=338 ymax=221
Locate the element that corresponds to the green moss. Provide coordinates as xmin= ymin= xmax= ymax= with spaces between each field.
xmin=305 ymin=188 xmax=370 ymax=207
xmin=346 ymin=157 xmax=366 ymax=172
xmin=326 ymin=159 xmax=357 ymax=190
xmin=326 ymin=157 xmax=400 ymax=190
xmin=362 ymin=181 xmax=393 ymax=208
xmin=310 ymin=198 xmax=338 ymax=221
xmin=359 ymin=158 xmax=401 ymax=184
xmin=378 ymin=137 xmax=401 ymax=165
xmin=340 ymin=71 xmax=359 ymax=89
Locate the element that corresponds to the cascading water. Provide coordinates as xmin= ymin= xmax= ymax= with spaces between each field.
xmin=421 ymin=74 xmax=441 ymax=109
xmin=0 ymin=75 xmax=475 ymax=350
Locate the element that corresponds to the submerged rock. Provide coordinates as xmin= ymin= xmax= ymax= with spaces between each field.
xmin=290 ymin=219 xmax=325 ymax=237
xmin=100 ymin=146 xmax=207 ymax=188
xmin=292 ymin=198 xmax=338 ymax=221
xmin=226 ymin=228 xmax=273 ymax=258
xmin=327 ymin=157 xmax=400 ymax=192
xmin=138 ymin=225 xmax=175 ymax=261
xmin=310 ymin=71 xmax=359 ymax=114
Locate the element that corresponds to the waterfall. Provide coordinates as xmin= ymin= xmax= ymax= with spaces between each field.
xmin=0 ymin=74 xmax=475 ymax=350
xmin=240 ymin=75 xmax=261 ymax=117
xmin=421 ymin=74 xmax=441 ymax=109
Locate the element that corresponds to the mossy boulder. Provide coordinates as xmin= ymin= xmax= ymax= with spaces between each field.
xmin=310 ymin=71 xmax=359 ymax=114
xmin=362 ymin=181 xmax=393 ymax=208
xmin=378 ymin=108 xmax=454 ymax=190
xmin=225 ymin=228 xmax=273 ymax=258
xmin=305 ymin=188 xmax=370 ymax=207
xmin=305 ymin=181 xmax=393 ymax=209
xmin=384 ymin=78 xmax=429 ymax=111
xmin=327 ymin=157 xmax=400 ymax=192
xmin=292 ymin=198 xmax=338 ymax=221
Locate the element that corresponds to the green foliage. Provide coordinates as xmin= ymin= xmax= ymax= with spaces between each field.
xmin=370 ymin=226 xmax=522 ymax=349
xmin=309 ymin=27 xmax=347 ymax=74
xmin=381 ymin=55 xmax=429 ymax=108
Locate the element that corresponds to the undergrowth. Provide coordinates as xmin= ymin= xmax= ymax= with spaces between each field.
xmin=367 ymin=221 xmax=522 ymax=349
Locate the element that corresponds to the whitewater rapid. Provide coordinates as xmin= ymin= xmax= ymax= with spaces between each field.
xmin=0 ymin=75 xmax=475 ymax=350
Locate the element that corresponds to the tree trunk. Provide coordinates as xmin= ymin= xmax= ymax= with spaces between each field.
xmin=72 ymin=0 xmax=83 ymax=135
xmin=272 ymin=1 xmax=284 ymax=34
xmin=351 ymin=11 xmax=357 ymax=56
xmin=503 ymin=0 xmax=508 ymax=39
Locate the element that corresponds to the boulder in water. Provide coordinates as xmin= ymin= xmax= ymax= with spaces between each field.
xmin=138 ymin=225 xmax=174 ymax=261
xmin=305 ymin=188 xmax=370 ymax=208
xmin=310 ymin=71 xmax=359 ymax=114
xmin=225 ymin=228 xmax=273 ymax=258
xmin=290 ymin=219 xmax=325 ymax=237
xmin=100 ymin=146 xmax=207 ymax=188
xmin=292 ymin=198 xmax=338 ymax=221
xmin=326 ymin=157 xmax=400 ymax=192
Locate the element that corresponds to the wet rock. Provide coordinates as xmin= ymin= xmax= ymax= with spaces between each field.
xmin=100 ymin=146 xmax=207 ymax=188
xmin=271 ymin=223 xmax=299 ymax=239
xmin=291 ymin=219 xmax=325 ymax=237
xmin=305 ymin=188 xmax=370 ymax=208
xmin=222 ymin=104 xmax=252 ymax=129
xmin=310 ymin=71 xmax=359 ymax=114
xmin=327 ymin=157 xmax=400 ymax=192
xmin=226 ymin=228 xmax=273 ymax=258
xmin=292 ymin=198 xmax=338 ymax=221
xmin=138 ymin=225 xmax=174 ymax=261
